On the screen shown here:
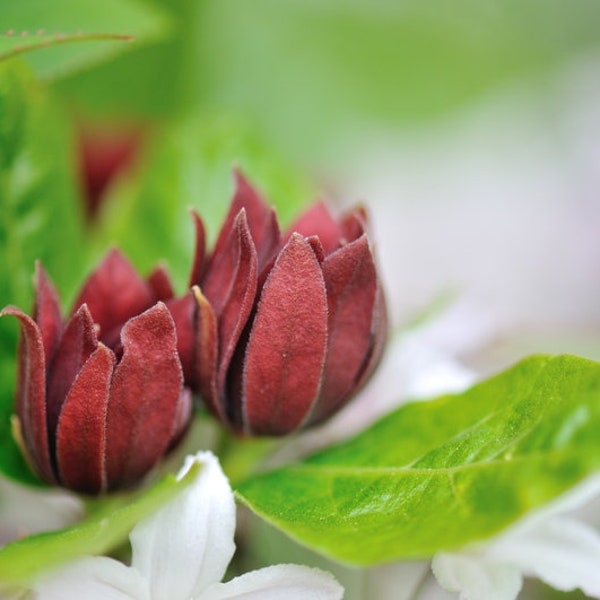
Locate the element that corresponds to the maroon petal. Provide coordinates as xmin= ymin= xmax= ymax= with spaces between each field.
xmin=213 ymin=213 xmax=258 ymax=408
xmin=309 ymin=234 xmax=379 ymax=424
xmin=340 ymin=206 xmax=368 ymax=243
xmin=0 ymin=307 xmax=55 ymax=483
xmin=147 ymin=264 xmax=175 ymax=302
xmin=242 ymin=234 xmax=328 ymax=435
xmin=55 ymin=343 xmax=115 ymax=494
xmin=46 ymin=305 xmax=98 ymax=451
xmin=104 ymin=302 xmax=183 ymax=490
xmin=286 ymin=201 xmax=342 ymax=255
xmin=33 ymin=263 xmax=63 ymax=361
xmin=166 ymin=293 xmax=197 ymax=387
xmin=71 ymin=249 xmax=154 ymax=345
xmin=188 ymin=210 xmax=206 ymax=287
xmin=191 ymin=287 xmax=220 ymax=419
xmin=353 ymin=284 xmax=388 ymax=392
xmin=208 ymin=171 xmax=280 ymax=276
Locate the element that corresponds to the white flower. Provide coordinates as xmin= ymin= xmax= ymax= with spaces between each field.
xmin=31 ymin=451 xmax=344 ymax=600
xmin=432 ymin=473 xmax=600 ymax=600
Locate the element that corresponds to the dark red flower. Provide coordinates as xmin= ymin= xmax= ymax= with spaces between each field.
xmin=1 ymin=251 xmax=190 ymax=494
xmin=77 ymin=123 xmax=144 ymax=222
xmin=177 ymin=172 xmax=387 ymax=435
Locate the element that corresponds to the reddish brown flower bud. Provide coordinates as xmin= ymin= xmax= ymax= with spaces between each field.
xmin=181 ymin=172 xmax=387 ymax=435
xmin=1 ymin=252 xmax=189 ymax=494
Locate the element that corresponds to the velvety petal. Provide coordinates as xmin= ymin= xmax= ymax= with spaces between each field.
xmin=208 ymin=171 xmax=280 ymax=276
xmin=209 ymin=212 xmax=258 ymax=419
xmin=71 ymin=249 xmax=154 ymax=346
xmin=0 ymin=307 xmax=55 ymax=483
xmin=167 ymin=293 xmax=199 ymax=388
xmin=286 ymin=201 xmax=342 ymax=255
xmin=147 ymin=265 xmax=175 ymax=302
xmin=198 ymin=565 xmax=344 ymax=600
xmin=55 ymin=344 xmax=115 ymax=494
xmin=188 ymin=210 xmax=206 ymax=287
xmin=345 ymin=282 xmax=388 ymax=411
xmin=104 ymin=303 xmax=183 ymax=490
xmin=33 ymin=262 xmax=63 ymax=361
xmin=33 ymin=556 xmax=149 ymax=600
xmin=46 ymin=305 xmax=98 ymax=453
xmin=432 ymin=553 xmax=522 ymax=600
xmin=191 ymin=287 xmax=220 ymax=420
xmin=167 ymin=288 xmax=219 ymax=415
xmin=131 ymin=451 xmax=235 ymax=600
xmin=309 ymin=235 xmax=378 ymax=424
xmin=202 ymin=209 xmax=256 ymax=316
xmin=339 ymin=205 xmax=368 ymax=243
xmin=243 ymin=234 xmax=328 ymax=435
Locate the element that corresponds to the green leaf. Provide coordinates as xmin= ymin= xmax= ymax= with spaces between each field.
xmin=92 ymin=113 xmax=314 ymax=291
xmin=0 ymin=61 xmax=85 ymax=484
xmin=237 ymin=354 xmax=600 ymax=565
xmin=0 ymin=462 xmax=198 ymax=590
xmin=199 ymin=0 xmax=600 ymax=159
xmin=0 ymin=0 xmax=170 ymax=79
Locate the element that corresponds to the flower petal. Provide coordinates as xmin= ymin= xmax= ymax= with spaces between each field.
xmin=489 ymin=515 xmax=600 ymax=597
xmin=33 ymin=262 xmax=63 ymax=360
xmin=339 ymin=206 xmax=368 ymax=243
xmin=0 ymin=306 xmax=54 ymax=483
xmin=104 ymin=303 xmax=183 ymax=490
xmin=432 ymin=552 xmax=522 ymax=600
xmin=243 ymin=234 xmax=328 ymax=435
xmin=286 ymin=201 xmax=342 ymax=255
xmin=130 ymin=451 xmax=235 ymax=600
xmin=55 ymin=344 xmax=115 ymax=494
xmin=147 ymin=265 xmax=175 ymax=302
xmin=33 ymin=556 xmax=149 ymax=600
xmin=71 ymin=249 xmax=154 ymax=347
xmin=208 ymin=171 xmax=280 ymax=276
xmin=309 ymin=234 xmax=379 ymax=424
xmin=189 ymin=210 xmax=207 ymax=287
xmin=197 ymin=564 xmax=344 ymax=600
xmin=46 ymin=305 xmax=98 ymax=455
xmin=207 ymin=211 xmax=258 ymax=423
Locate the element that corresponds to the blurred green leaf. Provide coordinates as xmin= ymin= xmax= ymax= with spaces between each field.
xmin=0 ymin=462 xmax=198 ymax=589
xmin=0 ymin=61 xmax=85 ymax=483
xmin=93 ymin=113 xmax=314 ymax=291
xmin=51 ymin=0 xmax=600 ymax=161
xmin=200 ymin=0 xmax=600 ymax=158
xmin=237 ymin=354 xmax=600 ymax=565
xmin=0 ymin=0 xmax=170 ymax=79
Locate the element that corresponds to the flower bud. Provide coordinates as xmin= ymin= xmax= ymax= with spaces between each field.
xmin=2 ymin=251 xmax=190 ymax=494
xmin=179 ymin=172 xmax=387 ymax=435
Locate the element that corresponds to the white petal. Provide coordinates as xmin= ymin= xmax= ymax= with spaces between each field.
xmin=489 ymin=515 xmax=600 ymax=597
xmin=32 ymin=556 xmax=149 ymax=600
xmin=366 ymin=561 xmax=431 ymax=600
xmin=432 ymin=552 xmax=522 ymax=600
xmin=130 ymin=451 xmax=235 ymax=600
xmin=196 ymin=564 xmax=344 ymax=600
